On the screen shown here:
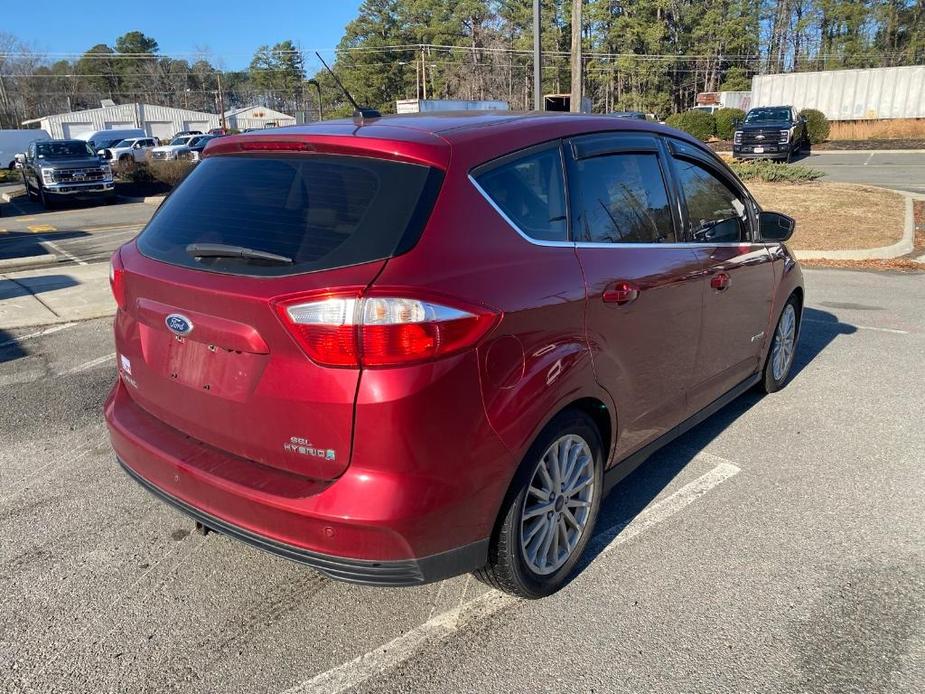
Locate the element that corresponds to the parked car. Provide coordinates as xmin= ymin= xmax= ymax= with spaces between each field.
xmin=176 ymin=134 xmax=222 ymax=161
xmin=733 ymin=106 xmax=809 ymax=162
xmin=208 ymin=127 xmax=230 ymax=135
xmin=20 ymin=139 xmax=114 ymax=208
xmin=171 ymin=129 xmax=203 ymax=139
xmin=150 ymin=135 xmax=200 ymax=161
xmin=78 ymin=128 xmax=146 ymax=153
xmin=0 ymin=128 xmax=51 ymax=170
xmin=106 ymin=113 xmax=803 ymax=598
xmin=99 ymin=136 xmax=158 ymax=164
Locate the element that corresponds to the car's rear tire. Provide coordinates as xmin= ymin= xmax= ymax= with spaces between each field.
xmin=474 ymin=409 xmax=604 ymax=599
xmin=760 ymin=295 xmax=801 ymax=393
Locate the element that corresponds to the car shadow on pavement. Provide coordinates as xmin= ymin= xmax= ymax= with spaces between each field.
xmin=570 ymin=306 xmax=857 ymax=581
xmin=0 ymin=230 xmax=90 ymax=262
xmin=0 ymin=274 xmax=80 ymax=364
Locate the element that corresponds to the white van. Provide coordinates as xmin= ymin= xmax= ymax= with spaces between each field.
xmin=0 ymin=129 xmax=51 ymax=169
xmin=77 ymin=128 xmax=146 ymax=153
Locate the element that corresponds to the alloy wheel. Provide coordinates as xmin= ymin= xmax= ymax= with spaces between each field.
xmin=771 ymin=304 xmax=797 ymax=382
xmin=519 ymin=434 xmax=595 ymax=575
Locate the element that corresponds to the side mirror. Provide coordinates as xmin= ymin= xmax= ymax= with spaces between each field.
xmin=759 ymin=211 xmax=795 ymax=242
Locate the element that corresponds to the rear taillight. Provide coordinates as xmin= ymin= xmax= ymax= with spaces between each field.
xmin=274 ymin=293 xmax=499 ymax=368
xmin=110 ymin=250 xmax=126 ymax=310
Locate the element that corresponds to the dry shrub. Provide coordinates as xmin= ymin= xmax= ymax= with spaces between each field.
xmin=148 ymin=160 xmax=195 ymax=187
xmin=828 ymin=119 xmax=925 ymax=141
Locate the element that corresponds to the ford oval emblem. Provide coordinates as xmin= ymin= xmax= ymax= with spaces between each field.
xmin=165 ymin=313 xmax=194 ymax=336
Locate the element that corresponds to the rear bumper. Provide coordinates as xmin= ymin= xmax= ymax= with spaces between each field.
xmin=117 ymin=455 xmax=487 ymax=585
xmin=105 ymin=375 xmax=504 ymax=585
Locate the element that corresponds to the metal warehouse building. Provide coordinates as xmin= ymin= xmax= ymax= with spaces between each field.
xmin=224 ymin=105 xmax=296 ymax=130
xmin=22 ymin=103 xmax=221 ymax=140
xmin=751 ymin=65 xmax=925 ymax=121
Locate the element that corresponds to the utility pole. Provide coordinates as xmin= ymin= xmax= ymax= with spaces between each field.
xmin=533 ymin=0 xmax=542 ymax=111
xmin=570 ymin=0 xmax=583 ymax=112
xmin=217 ymin=72 xmax=226 ymax=130
xmin=421 ymin=46 xmax=428 ymax=100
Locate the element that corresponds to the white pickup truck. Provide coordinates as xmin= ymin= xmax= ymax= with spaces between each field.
xmin=100 ymin=137 xmax=158 ymax=165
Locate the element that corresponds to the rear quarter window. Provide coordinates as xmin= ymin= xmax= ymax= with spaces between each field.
xmin=137 ymin=154 xmax=442 ymax=276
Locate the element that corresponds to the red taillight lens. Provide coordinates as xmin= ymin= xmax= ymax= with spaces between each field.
xmin=274 ymin=294 xmax=499 ymax=368
xmin=109 ymin=250 xmax=126 ymax=310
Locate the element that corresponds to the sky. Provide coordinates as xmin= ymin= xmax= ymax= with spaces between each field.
xmin=5 ymin=1 xmax=364 ymax=71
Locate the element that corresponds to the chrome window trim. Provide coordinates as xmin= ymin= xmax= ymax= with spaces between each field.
xmin=468 ymin=173 xmax=574 ymax=248
xmin=470 ymin=173 xmax=773 ymax=250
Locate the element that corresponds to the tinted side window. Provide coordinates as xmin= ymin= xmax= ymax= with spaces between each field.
xmin=673 ymin=158 xmax=748 ymax=243
xmin=475 ymin=146 xmax=567 ymax=242
xmin=568 ymin=152 xmax=675 ymax=244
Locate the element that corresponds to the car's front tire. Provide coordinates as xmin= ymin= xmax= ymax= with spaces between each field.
xmin=475 ymin=409 xmax=604 ymax=599
xmin=761 ymin=295 xmax=801 ymax=393
xmin=38 ymin=186 xmax=56 ymax=210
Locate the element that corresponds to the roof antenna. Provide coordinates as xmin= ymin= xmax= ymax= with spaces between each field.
xmin=314 ymin=51 xmax=381 ymax=123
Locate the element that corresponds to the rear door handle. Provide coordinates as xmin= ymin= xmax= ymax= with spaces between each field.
xmin=710 ymin=272 xmax=731 ymax=291
xmin=602 ymin=281 xmax=640 ymax=305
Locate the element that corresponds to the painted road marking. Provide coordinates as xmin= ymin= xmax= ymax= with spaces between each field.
xmin=61 ymin=352 xmax=115 ymax=374
xmin=39 ymin=237 xmax=88 ymax=265
xmin=27 ymin=224 xmax=56 ymax=233
xmin=804 ymin=318 xmax=909 ymax=335
xmin=0 ymin=322 xmax=77 ymax=349
xmin=281 ymin=459 xmax=741 ymax=694
xmin=864 ymin=152 xmax=875 ymax=166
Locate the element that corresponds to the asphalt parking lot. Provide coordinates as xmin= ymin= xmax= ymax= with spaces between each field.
xmin=2 ymin=267 xmax=923 ymax=694
xmin=0 ymin=193 xmax=153 ymax=271
xmin=797 ymin=151 xmax=925 ymax=194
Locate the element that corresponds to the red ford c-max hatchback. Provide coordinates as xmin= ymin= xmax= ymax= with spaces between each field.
xmin=105 ymin=112 xmax=803 ymax=598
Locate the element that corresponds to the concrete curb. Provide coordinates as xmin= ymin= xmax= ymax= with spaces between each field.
xmin=795 ymin=192 xmax=919 ymax=261
xmin=117 ymin=194 xmax=164 ymax=206
xmin=1 ymin=186 xmax=26 ymax=203
xmin=0 ymin=253 xmax=58 ymax=270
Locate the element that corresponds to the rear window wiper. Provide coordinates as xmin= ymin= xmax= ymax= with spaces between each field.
xmin=185 ymin=243 xmax=293 ymax=265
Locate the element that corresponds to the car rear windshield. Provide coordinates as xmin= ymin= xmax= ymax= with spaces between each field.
xmin=136 ymin=154 xmax=441 ymax=276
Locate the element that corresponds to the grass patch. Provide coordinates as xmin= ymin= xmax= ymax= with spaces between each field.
xmin=747 ymin=181 xmax=906 ymax=251
xmin=828 ymin=118 xmax=925 ymax=141
xmin=728 ymin=159 xmax=825 ymax=183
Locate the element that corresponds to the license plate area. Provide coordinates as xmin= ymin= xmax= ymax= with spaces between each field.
xmin=753 ymin=146 xmax=764 ymax=153
xmin=138 ymin=324 xmax=266 ymax=402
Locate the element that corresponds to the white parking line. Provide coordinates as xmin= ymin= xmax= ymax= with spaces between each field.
xmin=39 ymin=237 xmax=88 ymax=265
xmin=803 ymin=318 xmax=909 ymax=334
xmin=864 ymin=152 xmax=875 ymax=166
xmin=281 ymin=459 xmax=740 ymax=694
xmin=62 ymin=352 xmax=115 ymax=374
xmin=0 ymin=322 xmax=77 ymax=348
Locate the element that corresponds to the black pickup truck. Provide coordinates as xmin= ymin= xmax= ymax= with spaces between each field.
xmin=733 ymin=106 xmax=810 ymax=162
xmin=19 ymin=139 xmax=114 ymax=209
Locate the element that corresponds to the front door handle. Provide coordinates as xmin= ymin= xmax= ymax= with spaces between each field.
xmin=602 ymin=281 xmax=640 ymax=305
xmin=710 ymin=272 xmax=731 ymax=291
